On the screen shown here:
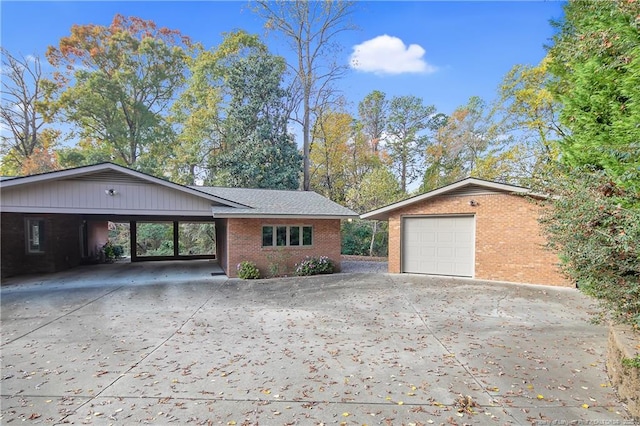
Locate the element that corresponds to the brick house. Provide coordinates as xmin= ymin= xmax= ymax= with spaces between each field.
xmin=361 ymin=178 xmax=570 ymax=287
xmin=0 ymin=163 xmax=357 ymax=279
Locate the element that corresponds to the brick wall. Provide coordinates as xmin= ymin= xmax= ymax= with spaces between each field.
xmin=387 ymin=193 xmax=570 ymax=287
xmin=1 ymin=213 xmax=82 ymax=279
xmin=224 ymin=218 xmax=342 ymax=278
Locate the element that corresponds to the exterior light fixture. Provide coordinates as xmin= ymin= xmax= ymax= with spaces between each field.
xmin=469 ymin=200 xmax=478 ymax=207
xmin=105 ymin=189 xmax=117 ymax=196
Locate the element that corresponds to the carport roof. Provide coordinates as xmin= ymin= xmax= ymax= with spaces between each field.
xmin=194 ymin=186 xmax=358 ymax=218
xmin=361 ymin=177 xmax=539 ymax=221
xmin=0 ymin=163 xmax=358 ymax=219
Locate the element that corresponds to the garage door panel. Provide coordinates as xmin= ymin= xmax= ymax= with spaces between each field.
xmin=402 ymin=216 xmax=474 ymax=277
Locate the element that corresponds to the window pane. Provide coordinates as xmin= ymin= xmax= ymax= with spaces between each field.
xmin=303 ymin=226 xmax=313 ymax=246
xmin=290 ymin=226 xmax=300 ymax=246
xmin=27 ymin=219 xmax=44 ymax=253
xmin=276 ymin=226 xmax=287 ymax=246
xmin=262 ymin=226 xmax=273 ymax=246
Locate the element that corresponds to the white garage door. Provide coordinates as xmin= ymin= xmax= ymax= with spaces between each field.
xmin=402 ymin=216 xmax=474 ymax=277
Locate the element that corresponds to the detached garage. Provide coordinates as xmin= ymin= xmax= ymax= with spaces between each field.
xmin=362 ymin=178 xmax=570 ymax=287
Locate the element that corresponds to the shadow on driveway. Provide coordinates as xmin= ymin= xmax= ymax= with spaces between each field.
xmin=0 ymin=268 xmax=631 ymax=424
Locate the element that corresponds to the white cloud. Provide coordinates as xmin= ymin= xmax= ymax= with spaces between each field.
xmin=350 ymin=34 xmax=437 ymax=75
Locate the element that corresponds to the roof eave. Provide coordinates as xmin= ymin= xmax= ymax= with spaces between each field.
xmin=360 ymin=178 xmax=538 ymax=221
xmin=212 ymin=213 xmax=358 ymax=220
xmin=0 ymin=162 xmax=250 ymax=209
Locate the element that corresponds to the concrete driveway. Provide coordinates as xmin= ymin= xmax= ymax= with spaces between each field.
xmin=0 ymin=262 xmax=632 ymax=425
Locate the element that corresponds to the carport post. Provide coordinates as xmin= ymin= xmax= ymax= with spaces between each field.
xmin=173 ymin=221 xmax=179 ymax=257
xmin=130 ymin=220 xmax=138 ymax=262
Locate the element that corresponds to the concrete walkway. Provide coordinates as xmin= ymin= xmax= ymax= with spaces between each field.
xmin=0 ymin=265 xmax=631 ymax=424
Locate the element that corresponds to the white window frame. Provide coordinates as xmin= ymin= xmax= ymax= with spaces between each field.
xmin=25 ymin=218 xmax=45 ymax=254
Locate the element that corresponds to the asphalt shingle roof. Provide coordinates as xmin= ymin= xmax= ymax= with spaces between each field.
xmin=191 ymin=186 xmax=358 ymax=218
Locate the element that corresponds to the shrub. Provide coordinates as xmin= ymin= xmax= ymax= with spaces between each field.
xmin=540 ymin=168 xmax=640 ymax=328
xmin=237 ymin=261 xmax=261 ymax=279
xmin=101 ymin=240 xmax=124 ymax=262
xmin=295 ymin=256 xmax=334 ymax=276
xmin=266 ymin=248 xmax=292 ymax=277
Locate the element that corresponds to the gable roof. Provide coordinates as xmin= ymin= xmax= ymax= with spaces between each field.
xmin=193 ymin=186 xmax=358 ymax=218
xmin=0 ymin=162 xmax=247 ymax=209
xmin=361 ymin=177 xmax=537 ymax=221
xmin=0 ymin=163 xmax=358 ymax=219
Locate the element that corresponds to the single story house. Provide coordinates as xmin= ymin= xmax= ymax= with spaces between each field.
xmin=361 ymin=178 xmax=570 ymax=287
xmin=0 ymin=163 xmax=357 ymax=279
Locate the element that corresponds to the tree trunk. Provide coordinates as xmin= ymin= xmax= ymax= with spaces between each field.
xmin=303 ymin=89 xmax=311 ymax=191
xmin=369 ymin=220 xmax=378 ymax=257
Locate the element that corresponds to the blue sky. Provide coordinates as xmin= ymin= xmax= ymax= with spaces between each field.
xmin=1 ymin=1 xmax=565 ymax=116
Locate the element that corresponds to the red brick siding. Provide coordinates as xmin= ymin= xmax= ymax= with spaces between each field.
xmin=1 ymin=213 xmax=82 ymax=279
xmin=215 ymin=219 xmax=228 ymax=274
xmin=387 ymin=194 xmax=570 ymax=287
xmin=225 ymin=218 xmax=342 ymax=278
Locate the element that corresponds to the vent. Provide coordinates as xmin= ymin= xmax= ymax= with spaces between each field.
xmin=444 ymin=184 xmax=508 ymax=197
xmin=69 ymin=170 xmax=150 ymax=185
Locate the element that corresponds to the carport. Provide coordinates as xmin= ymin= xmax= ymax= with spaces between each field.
xmin=1 ymin=163 xmax=358 ymax=279
xmin=0 ymin=163 xmax=247 ymax=278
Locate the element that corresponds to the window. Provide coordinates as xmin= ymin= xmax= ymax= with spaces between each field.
xmin=26 ymin=218 xmax=45 ymax=253
xmin=262 ymin=225 xmax=313 ymax=247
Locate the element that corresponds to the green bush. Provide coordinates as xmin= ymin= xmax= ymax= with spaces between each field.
xmin=540 ymin=168 xmax=640 ymax=328
xmin=295 ymin=256 xmax=334 ymax=276
xmin=341 ymin=219 xmax=388 ymax=257
xmin=102 ymin=241 xmax=124 ymax=262
xmin=237 ymin=261 xmax=261 ymax=279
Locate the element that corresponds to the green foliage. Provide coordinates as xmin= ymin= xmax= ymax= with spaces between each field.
xmin=178 ymin=223 xmax=215 ymax=256
xmin=265 ymin=248 xmax=292 ymax=277
xmin=622 ymin=356 xmax=640 ymax=369
xmin=385 ymin=95 xmax=437 ymax=192
xmin=46 ymin=15 xmax=189 ymax=175
xmin=136 ymin=222 xmax=174 ymax=257
xmin=341 ymin=220 xmax=388 ymax=257
xmin=295 ymin=256 xmax=334 ymax=276
xmin=108 ymin=222 xmax=131 ymax=257
xmin=622 ymin=355 xmax=640 ymax=368
xmin=494 ymin=57 xmax=565 ymax=185
xmin=170 ymin=31 xmax=266 ymax=185
xmin=213 ymin=50 xmax=301 ymax=189
xmin=548 ymin=0 xmax=640 ymax=193
xmin=358 ymin=90 xmax=389 ymax=153
xmin=101 ymin=240 xmax=124 ymax=262
xmin=540 ymin=168 xmax=640 ymax=328
xmin=254 ymin=0 xmax=357 ymax=191
xmin=422 ymin=96 xmax=497 ymax=192
xmin=541 ymin=0 xmax=640 ymax=328
xmin=237 ymin=261 xmax=261 ymax=279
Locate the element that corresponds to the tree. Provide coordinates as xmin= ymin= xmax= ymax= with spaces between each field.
xmin=0 ymin=48 xmax=59 ymax=175
xmin=170 ymin=30 xmax=266 ymax=185
xmin=422 ymin=97 xmax=497 ymax=191
xmin=310 ymin=110 xmax=352 ymax=202
xmin=346 ymin=167 xmax=403 ymax=256
xmin=540 ymin=0 xmax=640 ymax=328
xmin=548 ymin=0 xmax=640 ymax=192
xmin=385 ymin=95 xmax=437 ymax=192
xmin=214 ymin=50 xmax=301 ymax=189
xmin=540 ymin=167 xmax=640 ymax=327
xmin=358 ymin=90 xmax=389 ymax=153
xmin=494 ymin=57 xmax=566 ymax=185
xmin=46 ymin=15 xmax=190 ymax=174
xmin=254 ymin=0 xmax=357 ymax=190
